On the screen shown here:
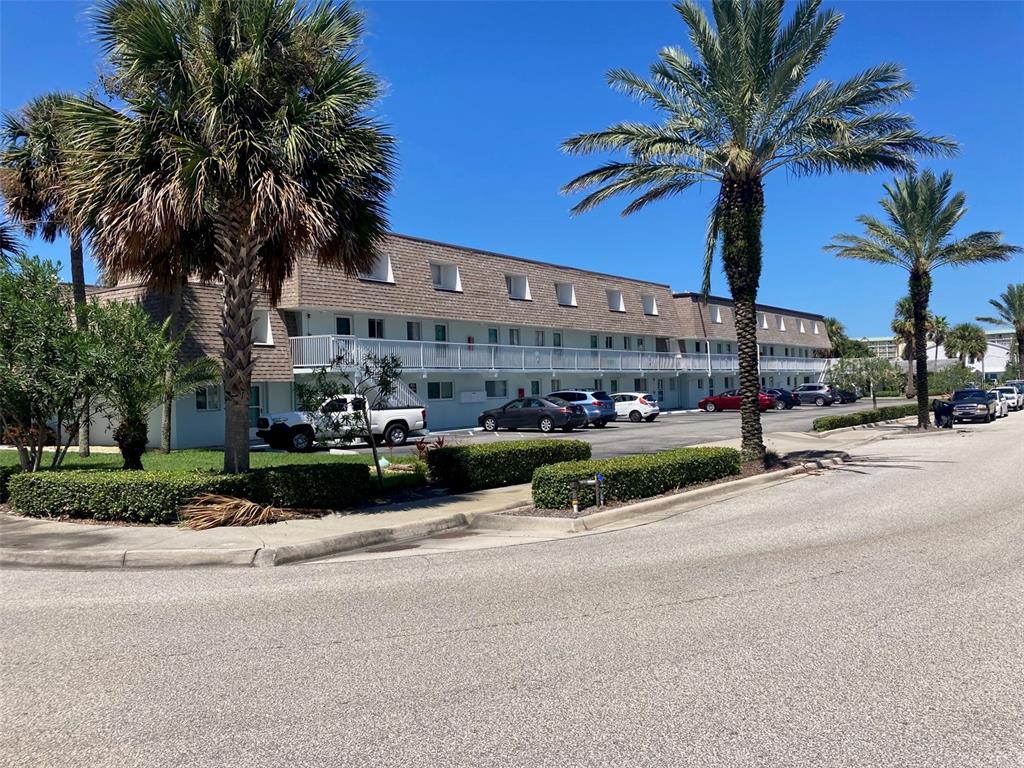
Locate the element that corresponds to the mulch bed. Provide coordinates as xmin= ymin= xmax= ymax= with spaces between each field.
xmin=501 ymin=457 xmax=798 ymax=520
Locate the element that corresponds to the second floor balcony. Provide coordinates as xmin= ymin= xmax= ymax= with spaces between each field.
xmin=289 ymin=335 xmax=831 ymax=376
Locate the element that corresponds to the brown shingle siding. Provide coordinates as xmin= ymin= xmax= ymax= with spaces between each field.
xmin=672 ymin=293 xmax=829 ymax=349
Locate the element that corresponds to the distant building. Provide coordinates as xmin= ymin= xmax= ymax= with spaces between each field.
xmin=861 ymin=328 xmax=1016 ymax=378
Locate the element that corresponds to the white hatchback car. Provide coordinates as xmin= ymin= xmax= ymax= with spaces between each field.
xmin=993 ymin=386 xmax=1023 ymax=411
xmin=611 ymin=392 xmax=660 ymax=422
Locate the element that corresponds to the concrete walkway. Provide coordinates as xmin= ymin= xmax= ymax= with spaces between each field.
xmin=0 ymin=421 xmax=916 ymax=569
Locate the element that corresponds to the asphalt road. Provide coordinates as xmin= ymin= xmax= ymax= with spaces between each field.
xmin=2 ymin=417 xmax=1022 ymax=767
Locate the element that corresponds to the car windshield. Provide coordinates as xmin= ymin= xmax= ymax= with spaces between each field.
xmin=591 ymin=391 xmax=610 ymax=400
xmin=952 ymin=390 xmax=985 ymax=401
xmin=643 ymin=394 xmax=656 ymax=402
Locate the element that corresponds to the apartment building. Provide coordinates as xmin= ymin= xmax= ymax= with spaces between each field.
xmin=88 ymin=233 xmax=833 ymax=448
xmin=863 ymin=328 xmax=1017 ymax=377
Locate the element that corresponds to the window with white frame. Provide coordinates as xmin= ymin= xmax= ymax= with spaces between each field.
xmin=759 ymin=312 xmax=768 ymax=329
xmin=430 ymin=261 xmax=462 ymax=292
xmin=196 ymin=384 xmax=222 ymax=411
xmin=777 ymin=315 xmax=786 ymax=331
xmin=798 ymin=319 xmax=806 ymax=333
xmin=253 ymin=310 xmax=273 ymax=345
xmin=485 ymin=380 xmax=508 ymax=398
xmin=642 ymin=294 xmax=659 ymax=316
xmin=813 ymin=321 xmax=820 ymax=335
xmin=508 ymin=328 xmax=521 ymax=345
xmin=535 ymin=330 xmax=545 ymax=346
xmin=551 ymin=378 xmax=561 ymax=391
xmin=555 ymin=282 xmax=577 ymax=307
xmin=606 ymin=289 xmax=626 ymax=312
xmin=530 ymin=380 xmax=541 ymax=396
xmin=505 ymin=274 xmax=531 ymax=301
xmin=406 ymin=321 xmax=421 ymax=341
xmin=487 ymin=328 xmax=499 ymax=344
xmin=553 ymin=332 xmax=562 ymax=347
xmin=711 ymin=305 xmax=723 ymax=323
xmin=610 ymin=378 xmax=618 ymax=392
xmin=623 ymin=336 xmax=632 ymax=350
xmin=358 ymin=253 xmax=394 ymax=283
xmin=427 ymin=381 xmax=453 ymax=400
xmin=335 ymin=316 xmax=352 ymax=335
xmin=605 ymin=336 xmax=613 ymax=349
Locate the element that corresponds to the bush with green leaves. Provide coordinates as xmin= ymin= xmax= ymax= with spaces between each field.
xmin=531 ymin=447 xmax=742 ymax=510
xmin=0 ymin=465 xmax=19 ymax=502
xmin=246 ymin=463 xmax=371 ymax=510
xmin=812 ymin=404 xmax=919 ymax=432
xmin=428 ymin=440 xmax=591 ymax=492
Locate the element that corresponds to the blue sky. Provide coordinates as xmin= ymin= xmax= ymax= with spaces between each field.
xmin=1 ymin=0 xmax=1022 ymax=337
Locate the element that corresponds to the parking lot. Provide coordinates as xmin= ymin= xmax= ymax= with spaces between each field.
xmin=334 ymin=399 xmax=902 ymax=459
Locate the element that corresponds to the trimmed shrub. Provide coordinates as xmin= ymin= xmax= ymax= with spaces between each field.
xmin=0 ymin=466 xmax=19 ymax=503
xmin=246 ymin=463 xmax=371 ymax=510
xmin=7 ymin=470 xmax=246 ymax=524
xmin=428 ymin=439 xmax=592 ymax=492
xmin=812 ymin=404 xmax=919 ymax=432
xmin=532 ymin=447 xmax=742 ymax=510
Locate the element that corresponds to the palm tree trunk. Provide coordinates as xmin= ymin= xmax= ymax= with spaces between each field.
xmin=1016 ymin=329 xmax=1024 ymax=376
xmin=903 ymin=336 xmax=915 ymax=398
xmin=909 ymin=269 xmax=932 ymax=429
xmin=216 ymin=203 xmax=258 ymax=475
xmin=69 ymin=231 xmax=90 ymax=457
xmin=719 ymin=174 xmax=765 ymax=462
xmin=160 ymin=274 xmax=187 ymax=453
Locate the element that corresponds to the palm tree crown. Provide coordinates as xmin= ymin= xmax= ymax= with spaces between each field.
xmin=944 ymin=322 xmax=988 ymax=366
xmin=58 ymin=0 xmax=396 ymax=473
xmin=976 ymin=284 xmax=1024 ymax=368
xmin=929 ymin=314 xmax=949 ymax=361
xmin=561 ymin=0 xmax=953 ymax=460
xmin=0 ymin=218 xmax=24 ymax=266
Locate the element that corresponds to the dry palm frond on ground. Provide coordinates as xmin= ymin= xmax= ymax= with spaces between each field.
xmin=179 ymin=494 xmax=294 ymax=530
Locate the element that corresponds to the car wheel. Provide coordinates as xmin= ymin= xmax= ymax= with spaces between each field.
xmin=629 ymin=410 xmax=643 ymax=423
xmin=384 ymin=423 xmax=408 ymax=447
xmin=704 ymin=402 xmax=717 ymax=412
xmin=814 ymin=396 xmax=826 ymax=407
xmin=644 ymin=415 xmax=657 ymax=422
xmin=538 ymin=417 xmax=554 ymax=433
xmin=773 ymin=400 xmax=786 ymax=410
xmin=288 ymin=426 xmax=314 ymax=453
xmin=482 ymin=416 xmax=498 ymax=432
xmin=561 ymin=425 xmax=574 ymax=432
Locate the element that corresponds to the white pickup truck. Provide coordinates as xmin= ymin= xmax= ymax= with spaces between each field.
xmin=256 ymin=394 xmax=427 ymax=451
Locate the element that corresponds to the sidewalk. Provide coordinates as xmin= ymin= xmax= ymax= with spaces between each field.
xmin=0 ymin=422 xmax=916 ymax=569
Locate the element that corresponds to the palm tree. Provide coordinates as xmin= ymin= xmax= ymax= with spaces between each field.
xmin=827 ymin=171 xmax=1019 ymax=428
xmin=823 ymin=316 xmax=845 ymax=357
xmin=0 ymin=218 xmax=24 ymax=266
xmin=929 ymin=314 xmax=949 ymax=362
xmin=976 ymin=284 xmax=1024 ymax=371
xmin=944 ymin=322 xmax=988 ymax=367
xmin=560 ymin=0 xmax=954 ymax=460
xmin=0 ymin=93 xmax=93 ymax=454
xmin=890 ymin=296 xmax=916 ymax=397
xmin=59 ymin=0 xmax=395 ymax=473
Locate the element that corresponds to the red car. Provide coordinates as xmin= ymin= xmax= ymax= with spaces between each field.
xmin=698 ymin=389 xmax=776 ymax=412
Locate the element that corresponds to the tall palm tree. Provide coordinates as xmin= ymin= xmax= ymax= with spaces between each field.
xmin=944 ymin=322 xmax=988 ymax=367
xmin=890 ymin=296 xmax=916 ymax=397
xmin=929 ymin=314 xmax=949 ymax=362
xmin=0 ymin=92 xmax=93 ymax=455
xmin=827 ymin=171 xmax=1019 ymax=428
xmin=0 ymin=218 xmax=24 ymax=266
xmin=823 ymin=316 xmax=845 ymax=357
xmin=59 ymin=0 xmax=395 ymax=473
xmin=976 ymin=284 xmax=1024 ymax=371
xmin=560 ymin=0 xmax=954 ymax=460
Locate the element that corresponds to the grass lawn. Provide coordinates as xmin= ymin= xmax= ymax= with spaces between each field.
xmin=0 ymin=448 xmax=420 ymax=472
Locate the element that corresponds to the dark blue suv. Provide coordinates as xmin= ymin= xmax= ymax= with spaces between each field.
xmin=547 ymin=390 xmax=617 ymax=427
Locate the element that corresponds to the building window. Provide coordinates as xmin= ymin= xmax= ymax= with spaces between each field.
xmin=726 ymin=343 xmax=732 ymax=353
xmin=530 ymin=380 xmax=540 ymax=396
xmin=716 ymin=343 xmax=723 ymax=354
xmin=606 ymin=289 xmax=626 ymax=313
xmin=813 ymin=321 xmax=820 ymax=335
xmin=697 ymin=379 xmax=704 ymax=390
xmin=487 ymin=328 xmax=499 ymax=345
xmin=694 ymin=341 xmax=702 ymax=353
xmin=485 ymin=380 xmax=508 ymax=398
xmin=637 ymin=337 xmax=645 ymax=350
xmin=784 ymin=347 xmax=789 ymax=356
xmin=367 ymin=318 xmax=385 ymax=338
xmin=249 ymin=385 xmax=263 ymax=428
xmin=430 ymin=262 xmax=462 ymax=292
xmin=590 ymin=335 xmax=599 ymax=349
xmin=769 ymin=346 xmax=775 ymax=356
xmin=669 ymin=378 xmax=676 ymax=390
xmin=551 ymin=378 xmax=561 ymax=391
xmin=406 ymin=321 xmax=421 ymax=341
xmin=434 ymin=324 xmax=447 ymax=342
xmin=505 ymin=274 xmax=532 ymax=301
xmin=508 ymin=328 xmax=520 ymax=345
xmin=335 ymin=316 xmax=352 ymax=336
xmin=553 ymin=332 xmax=562 ymax=347
xmin=623 ymin=336 xmax=633 ymax=350
xmin=196 ymin=385 xmax=221 ymax=411
xmin=427 ymin=381 xmax=453 ymax=400
xmin=253 ymin=310 xmax=273 ymax=345
xmin=594 ymin=379 xmax=603 ymax=391
xmin=358 ymin=253 xmax=394 ymax=283
xmin=610 ymin=378 xmax=618 ymax=393
xmin=799 ymin=319 xmax=806 ymax=333
xmin=634 ymin=378 xmax=646 ymax=391
xmin=535 ymin=330 xmax=545 ymax=346
xmin=605 ymin=336 xmax=613 ymax=349
xmin=777 ymin=315 xmax=787 ymax=331
xmin=642 ymin=294 xmax=659 ymax=316
xmin=711 ymin=305 xmax=723 ymax=323
xmin=758 ymin=312 xmax=768 ymax=329
xmin=555 ymin=282 xmax=577 ymax=307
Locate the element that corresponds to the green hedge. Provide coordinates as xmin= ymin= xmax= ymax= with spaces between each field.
xmin=531 ymin=447 xmax=742 ymax=510
xmin=427 ymin=439 xmax=591 ymax=492
xmin=813 ymin=404 xmax=919 ymax=432
xmin=7 ymin=471 xmax=247 ymax=524
xmin=7 ymin=463 xmax=376 ymax=523
xmin=0 ymin=466 xmax=19 ymax=503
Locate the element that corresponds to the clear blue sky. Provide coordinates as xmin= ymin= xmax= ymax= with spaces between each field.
xmin=2 ymin=0 xmax=1022 ymax=337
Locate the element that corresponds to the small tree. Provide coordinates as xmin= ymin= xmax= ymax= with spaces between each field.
xmin=295 ymin=352 xmax=403 ymax=490
xmin=828 ymin=357 xmax=902 ymax=409
xmin=0 ymin=255 xmax=98 ymax=470
xmin=92 ymin=301 xmax=219 ymax=469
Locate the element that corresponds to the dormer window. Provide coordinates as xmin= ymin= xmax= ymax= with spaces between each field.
xmin=555 ymin=282 xmax=577 ymax=307
xmin=505 ymin=274 xmax=531 ymax=301
xmin=253 ymin=309 xmax=273 ymax=345
xmin=813 ymin=321 xmax=820 ymax=335
xmin=777 ymin=315 xmax=786 ymax=331
xmin=758 ymin=312 xmax=768 ymax=329
xmin=641 ymin=294 xmax=659 ymax=316
xmin=358 ymin=253 xmax=394 ymax=283
xmin=711 ymin=305 xmax=723 ymax=324
xmin=430 ymin=261 xmax=462 ymax=292
xmin=798 ymin=319 xmax=806 ymax=333
xmin=606 ymin=289 xmax=625 ymax=313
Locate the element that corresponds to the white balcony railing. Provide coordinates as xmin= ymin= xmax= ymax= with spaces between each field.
xmin=289 ymin=335 xmax=832 ymax=376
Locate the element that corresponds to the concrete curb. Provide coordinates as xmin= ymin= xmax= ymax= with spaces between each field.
xmin=470 ymin=455 xmax=848 ymax=535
